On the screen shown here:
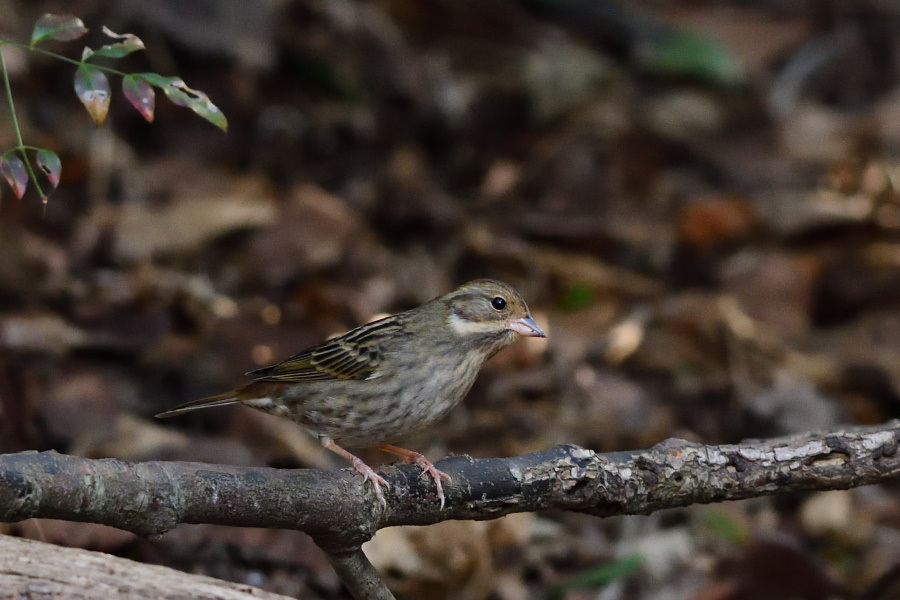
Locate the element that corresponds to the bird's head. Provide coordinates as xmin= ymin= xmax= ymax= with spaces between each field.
xmin=442 ymin=279 xmax=545 ymax=353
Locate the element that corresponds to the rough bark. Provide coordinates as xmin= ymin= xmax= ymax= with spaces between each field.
xmin=1 ymin=420 xmax=899 ymax=599
xmin=0 ymin=534 xmax=294 ymax=600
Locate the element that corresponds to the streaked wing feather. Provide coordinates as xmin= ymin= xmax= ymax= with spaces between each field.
xmin=249 ymin=316 xmax=406 ymax=382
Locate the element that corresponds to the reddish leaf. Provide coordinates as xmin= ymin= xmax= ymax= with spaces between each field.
xmin=73 ymin=65 xmax=111 ymax=126
xmin=30 ymin=14 xmax=88 ymax=47
xmin=122 ymin=75 xmax=155 ymax=122
xmin=137 ymin=73 xmax=228 ymax=131
xmin=82 ymin=27 xmax=146 ymax=61
xmin=35 ymin=149 xmax=62 ymax=190
xmin=0 ymin=154 xmax=28 ymax=199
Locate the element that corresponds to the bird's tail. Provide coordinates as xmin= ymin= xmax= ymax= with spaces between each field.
xmin=155 ymin=391 xmax=239 ymax=418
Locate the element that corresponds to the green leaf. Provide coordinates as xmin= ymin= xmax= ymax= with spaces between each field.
xmin=702 ymin=509 xmax=749 ymax=546
xmin=638 ymin=30 xmax=745 ymax=87
xmin=562 ymin=282 xmax=593 ymax=310
xmin=82 ymin=26 xmax=146 ymax=61
xmin=30 ymin=14 xmax=88 ymax=47
xmin=74 ymin=64 xmax=111 ymax=126
xmin=35 ymin=149 xmax=62 ymax=191
xmin=136 ymin=73 xmax=227 ymax=131
xmin=0 ymin=153 xmax=28 ymax=199
xmin=122 ymin=75 xmax=155 ymax=122
xmin=549 ymin=554 xmax=642 ymax=599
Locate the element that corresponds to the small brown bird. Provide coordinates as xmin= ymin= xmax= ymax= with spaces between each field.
xmin=156 ymin=279 xmax=545 ymax=508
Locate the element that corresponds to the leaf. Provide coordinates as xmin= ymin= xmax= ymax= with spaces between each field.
xmin=0 ymin=154 xmax=28 ymax=199
xmin=702 ymin=509 xmax=749 ymax=546
xmin=30 ymin=14 xmax=88 ymax=47
xmin=35 ymin=149 xmax=62 ymax=191
xmin=137 ymin=73 xmax=228 ymax=131
xmin=122 ymin=74 xmax=155 ymax=122
xmin=638 ymin=30 xmax=745 ymax=88
xmin=562 ymin=282 xmax=593 ymax=310
xmin=549 ymin=554 xmax=642 ymax=599
xmin=82 ymin=27 xmax=146 ymax=61
xmin=73 ymin=64 xmax=111 ymax=126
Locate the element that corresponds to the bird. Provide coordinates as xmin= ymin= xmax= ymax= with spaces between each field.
xmin=156 ymin=279 xmax=546 ymax=508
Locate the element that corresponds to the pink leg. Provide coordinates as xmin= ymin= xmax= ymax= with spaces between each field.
xmin=377 ymin=445 xmax=451 ymax=509
xmin=322 ymin=438 xmax=389 ymax=509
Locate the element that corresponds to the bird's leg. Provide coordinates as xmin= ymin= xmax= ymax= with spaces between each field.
xmin=377 ymin=444 xmax=451 ymax=509
xmin=322 ymin=438 xmax=388 ymax=509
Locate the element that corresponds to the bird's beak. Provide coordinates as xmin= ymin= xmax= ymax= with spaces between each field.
xmin=508 ymin=315 xmax=546 ymax=338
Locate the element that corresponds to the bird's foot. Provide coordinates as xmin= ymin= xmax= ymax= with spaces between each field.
xmin=322 ymin=438 xmax=389 ymax=509
xmin=378 ymin=444 xmax=452 ymax=509
xmin=348 ymin=455 xmax=389 ymax=509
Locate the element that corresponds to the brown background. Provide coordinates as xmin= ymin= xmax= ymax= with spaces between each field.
xmin=1 ymin=1 xmax=899 ymax=598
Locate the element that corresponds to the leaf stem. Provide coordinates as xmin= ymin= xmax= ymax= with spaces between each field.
xmin=6 ymin=40 xmax=128 ymax=76
xmin=0 ymin=44 xmax=25 ymax=149
xmin=0 ymin=44 xmax=46 ymax=200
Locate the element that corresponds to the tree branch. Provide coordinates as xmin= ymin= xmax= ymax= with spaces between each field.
xmin=2 ymin=421 xmax=899 ymax=598
xmin=326 ymin=549 xmax=398 ymax=600
xmin=0 ymin=534 xmax=295 ymax=600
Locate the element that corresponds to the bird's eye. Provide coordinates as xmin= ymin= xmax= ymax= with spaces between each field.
xmin=491 ymin=296 xmax=507 ymax=311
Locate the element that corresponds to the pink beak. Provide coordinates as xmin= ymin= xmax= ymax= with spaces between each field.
xmin=508 ymin=315 xmax=546 ymax=338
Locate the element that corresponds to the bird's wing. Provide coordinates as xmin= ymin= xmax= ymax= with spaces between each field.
xmin=247 ymin=315 xmax=407 ymax=382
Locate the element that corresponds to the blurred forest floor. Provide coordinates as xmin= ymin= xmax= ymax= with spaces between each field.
xmin=2 ymin=1 xmax=900 ymax=599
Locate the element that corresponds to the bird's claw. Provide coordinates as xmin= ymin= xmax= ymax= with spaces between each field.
xmin=412 ymin=455 xmax=451 ymax=510
xmin=376 ymin=444 xmax=452 ymax=509
xmin=350 ymin=456 xmax=389 ymax=509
